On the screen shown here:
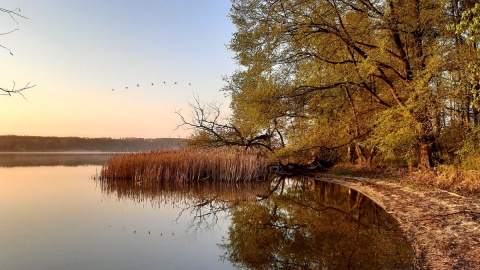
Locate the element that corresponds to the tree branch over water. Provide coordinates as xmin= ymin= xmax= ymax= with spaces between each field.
xmin=176 ymin=95 xmax=274 ymax=152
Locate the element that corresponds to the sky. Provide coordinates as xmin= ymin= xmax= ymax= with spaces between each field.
xmin=0 ymin=0 xmax=237 ymax=138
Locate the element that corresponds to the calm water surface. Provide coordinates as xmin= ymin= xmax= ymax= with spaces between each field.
xmin=0 ymin=154 xmax=414 ymax=269
xmin=0 ymin=155 xmax=232 ymax=270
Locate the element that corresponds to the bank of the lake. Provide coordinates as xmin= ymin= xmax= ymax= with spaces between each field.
xmin=307 ymin=173 xmax=480 ymax=270
xmin=2 ymin=155 xmax=415 ymax=269
xmin=98 ymin=149 xmax=480 ymax=268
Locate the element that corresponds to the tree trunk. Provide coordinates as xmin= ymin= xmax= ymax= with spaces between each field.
xmin=418 ymin=137 xmax=434 ymax=169
xmin=355 ymin=144 xmax=375 ymax=167
xmin=347 ymin=144 xmax=357 ymax=164
xmin=473 ymin=106 xmax=479 ymax=126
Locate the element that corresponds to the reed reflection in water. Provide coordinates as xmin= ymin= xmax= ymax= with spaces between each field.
xmin=97 ymin=177 xmax=272 ymax=230
xmin=99 ymin=176 xmax=414 ymax=269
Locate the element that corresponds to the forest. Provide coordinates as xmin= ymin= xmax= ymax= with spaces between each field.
xmin=0 ymin=135 xmax=186 ymax=152
xmin=183 ymin=0 xmax=480 ymax=175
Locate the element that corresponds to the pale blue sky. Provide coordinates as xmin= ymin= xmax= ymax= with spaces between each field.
xmin=0 ymin=1 xmax=236 ymax=138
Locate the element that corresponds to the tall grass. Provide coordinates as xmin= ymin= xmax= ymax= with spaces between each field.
xmin=99 ymin=147 xmax=271 ymax=183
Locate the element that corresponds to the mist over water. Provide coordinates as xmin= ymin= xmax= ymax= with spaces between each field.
xmin=0 ymin=152 xmax=112 ymax=167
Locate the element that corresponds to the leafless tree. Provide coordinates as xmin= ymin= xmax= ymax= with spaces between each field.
xmin=1 ymin=7 xmax=35 ymax=98
xmin=176 ymin=95 xmax=274 ymax=152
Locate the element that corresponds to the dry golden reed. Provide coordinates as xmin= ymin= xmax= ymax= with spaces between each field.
xmin=99 ymin=147 xmax=270 ymax=183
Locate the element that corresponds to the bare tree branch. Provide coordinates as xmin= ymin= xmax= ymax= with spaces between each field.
xmin=0 ymin=7 xmax=28 ymax=55
xmin=176 ymin=95 xmax=275 ymax=152
xmin=1 ymin=7 xmax=35 ymax=98
xmin=0 ymin=7 xmax=28 ymax=23
xmin=0 ymin=28 xmax=19 ymax=35
xmin=0 ymin=81 xmax=35 ymax=100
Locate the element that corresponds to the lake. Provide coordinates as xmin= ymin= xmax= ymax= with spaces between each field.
xmin=0 ymin=153 xmax=414 ymax=269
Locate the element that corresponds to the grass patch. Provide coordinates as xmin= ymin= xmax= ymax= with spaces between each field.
xmin=99 ymin=147 xmax=271 ymax=183
xmin=434 ymin=166 xmax=480 ymax=196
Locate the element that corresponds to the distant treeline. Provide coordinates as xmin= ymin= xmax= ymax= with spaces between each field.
xmin=0 ymin=135 xmax=187 ymax=152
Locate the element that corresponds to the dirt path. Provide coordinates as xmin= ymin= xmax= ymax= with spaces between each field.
xmin=308 ymin=174 xmax=480 ymax=270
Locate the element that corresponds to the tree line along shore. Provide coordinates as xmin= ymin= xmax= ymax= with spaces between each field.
xmin=0 ymin=135 xmax=186 ymax=152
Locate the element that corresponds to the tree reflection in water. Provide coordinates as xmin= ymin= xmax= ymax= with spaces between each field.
xmin=221 ymin=178 xmax=413 ymax=270
xmin=97 ymin=176 xmax=414 ymax=269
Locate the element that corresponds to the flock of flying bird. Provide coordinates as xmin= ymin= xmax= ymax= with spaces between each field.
xmin=111 ymin=81 xmax=192 ymax=91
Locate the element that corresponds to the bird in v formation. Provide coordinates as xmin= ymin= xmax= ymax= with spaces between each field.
xmin=111 ymin=81 xmax=191 ymax=91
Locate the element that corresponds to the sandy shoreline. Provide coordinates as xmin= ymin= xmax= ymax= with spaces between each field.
xmin=306 ymin=174 xmax=480 ymax=269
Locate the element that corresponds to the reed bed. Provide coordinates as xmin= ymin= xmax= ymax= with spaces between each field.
xmin=99 ymin=148 xmax=271 ymax=183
